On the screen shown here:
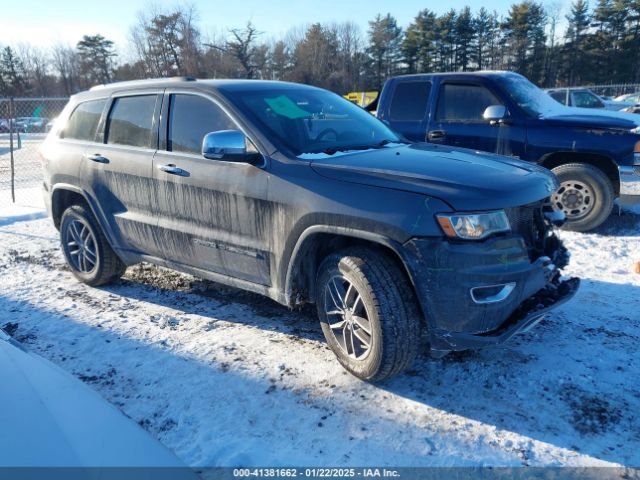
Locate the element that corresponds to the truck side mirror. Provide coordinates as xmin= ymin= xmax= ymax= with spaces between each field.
xmin=483 ymin=105 xmax=508 ymax=124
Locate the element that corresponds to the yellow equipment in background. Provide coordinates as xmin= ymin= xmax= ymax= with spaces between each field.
xmin=343 ymin=91 xmax=379 ymax=109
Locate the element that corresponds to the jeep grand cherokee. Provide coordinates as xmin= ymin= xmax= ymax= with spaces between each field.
xmin=41 ymin=78 xmax=579 ymax=381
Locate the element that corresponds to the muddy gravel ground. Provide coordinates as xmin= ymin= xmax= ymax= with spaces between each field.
xmin=0 ymin=210 xmax=639 ymax=468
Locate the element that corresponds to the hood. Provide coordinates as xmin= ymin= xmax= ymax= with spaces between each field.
xmin=541 ymin=107 xmax=640 ymax=130
xmin=310 ymin=143 xmax=558 ymax=211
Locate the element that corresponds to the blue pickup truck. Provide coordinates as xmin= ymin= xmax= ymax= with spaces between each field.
xmin=376 ymin=71 xmax=640 ymax=231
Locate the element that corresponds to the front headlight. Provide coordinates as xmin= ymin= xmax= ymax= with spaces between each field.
xmin=436 ymin=211 xmax=511 ymax=240
xmin=632 ymin=127 xmax=640 ymax=135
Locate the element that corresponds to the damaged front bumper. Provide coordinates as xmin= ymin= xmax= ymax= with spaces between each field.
xmin=429 ymin=275 xmax=579 ymax=353
xmin=403 ymin=233 xmax=579 ymax=355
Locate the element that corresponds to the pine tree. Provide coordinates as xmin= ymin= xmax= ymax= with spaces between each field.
xmin=473 ymin=8 xmax=495 ymax=70
xmin=564 ymin=0 xmax=591 ymax=84
xmin=0 ymin=46 xmax=29 ymax=96
xmin=401 ymin=9 xmax=437 ymax=74
xmin=455 ymin=7 xmax=475 ymax=71
xmin=502 ymin=1 xmax=547 ymax=83
xmin=366 ymin=14 xmax=402 ymax=88
xmin=76 ymin=34 xmax=117 ymax=87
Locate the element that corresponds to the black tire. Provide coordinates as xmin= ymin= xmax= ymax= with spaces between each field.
xmin=315 ymin=247 xmax=421 ymax=382
xmin=60 ymin=204 xmax=126 ymax=286
xmin=551 ymin=163 xmax=614 ymax=232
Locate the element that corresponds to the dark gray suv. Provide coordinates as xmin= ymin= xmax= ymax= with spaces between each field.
xmin=42 ymin=77 xmax=579 ymax=381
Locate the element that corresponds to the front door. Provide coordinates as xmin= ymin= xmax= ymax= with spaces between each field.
xmin=427 ymin=81 xmax=526 ymax=158
xmin=152 ymin=92 xmax=271 ymax=286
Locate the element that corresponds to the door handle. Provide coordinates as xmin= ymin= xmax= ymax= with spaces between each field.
xmin=427 ymin=130 xmax=446 ymax=141
xmin=84 ymin=153 xmax=109 ymax=163
xmin=157 ymin=164 xmax=189 ymax=177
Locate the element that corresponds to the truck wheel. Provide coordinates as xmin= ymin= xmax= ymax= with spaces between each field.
xmin=60 ymin=205 xmax=126 ymax=286
xmin=550 ymin=163 xmax=614 ymax=232
xmin=315 ymin=247 xmax=421 ymax=382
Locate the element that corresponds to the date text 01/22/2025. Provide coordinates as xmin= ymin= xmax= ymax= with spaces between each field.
xmin=232 ymin=468 xmax=400 ymax=478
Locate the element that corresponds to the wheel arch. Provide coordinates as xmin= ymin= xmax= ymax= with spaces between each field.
xmin=283 ymin=226 xmax=418 ymax=307
xmin=50 ymin=184 xmax=120 ymax=252
xmin=539 ymin=152 xmax=620 ymax=195
xmin=51 ymin=184 xmax=91 ymax=229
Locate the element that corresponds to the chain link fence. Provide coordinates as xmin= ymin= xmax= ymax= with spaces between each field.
xmin=583 ymin=83 xmax=640 ymax=99
xmin=0 ymin=97 xmax=69 ymax=208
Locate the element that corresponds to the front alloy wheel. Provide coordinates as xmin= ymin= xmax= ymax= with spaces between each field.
xmin=323 ymin=275 xmax=373 ymax=360
xmin=316 ymin=247 xmax=421 ymax=381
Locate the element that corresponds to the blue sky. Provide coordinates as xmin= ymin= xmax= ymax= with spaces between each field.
xmin=1 ymin=0 xmax=568 ymax=55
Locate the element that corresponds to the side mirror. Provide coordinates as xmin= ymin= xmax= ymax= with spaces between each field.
xmin=202 ymin=130 xmax=260 ymax=163
xmin=483 ymin=105 xmax=508 ymax=123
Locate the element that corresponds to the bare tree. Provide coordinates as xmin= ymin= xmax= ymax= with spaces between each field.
xmin=51 ymin=43 xmax=80 ymax=95
xmin=269 ymin=40 xmax=290 ymax=80
xmin=335 ymin=22 xmax=365 ymax=91
xmin=130 ymin=4 xmax=202 ymax=77
xmin=18 ymin=43 xmax=52 ymax=96
xmin=206 ymin=22 xmax=263 ymax=79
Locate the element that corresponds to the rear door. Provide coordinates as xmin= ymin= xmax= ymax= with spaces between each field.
xmin=384 ymin=80 xmax=432 ymax=142
xmin=50 ymin=99 xmax=107 ymax=216
xmin=80 ymin=91 xmax=165 ymax=256
xmin=427 ymin=81 xmax=527 ymax=158
xmin=152 ymin=91 xmax=271 ymax=285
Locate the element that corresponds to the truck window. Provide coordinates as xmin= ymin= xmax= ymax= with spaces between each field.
xmin=435 ymin=84 xmax=502 ymax=122
xmin=62 ymin=99 xmax=107 ymax=141
xmin=106 ymin=95 xmax=157 ymax=148
xmin=571 ymin=91 xmax=604 ymax=109
xmin=389 ymin=81 xmax=431 ymax=121
xmin=168 ymin=94 xmax=236 ymax=154
xmin=549 ymin=91 xmax=567 ymax=105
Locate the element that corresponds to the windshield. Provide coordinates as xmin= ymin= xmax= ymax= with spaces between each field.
xmin=495 ymin=74 xmax=569 ymax=118
xmin=225 ymin=87 xmax=402 ymax=156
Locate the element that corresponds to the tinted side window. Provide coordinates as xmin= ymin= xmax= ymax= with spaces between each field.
xmin=549 ymin=91 xmax=567 ymax=105
xmin=106 ymin=95 xmax=157 ymax=148
xmin=63 ymin=99 xmax=107 ymax=141
xmin=571 ymin=91 xmax=604 ymax=108
xmin=436 ymin=84 xmax=502 ymax=122
xmin=168 ymin=94 xmax=236 ymax=154
xmin=389 ymin=81 xmax=431 ymax=121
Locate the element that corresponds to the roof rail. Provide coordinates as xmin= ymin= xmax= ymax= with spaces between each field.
xmin=90 ymin=76 xmax=196 ymax=91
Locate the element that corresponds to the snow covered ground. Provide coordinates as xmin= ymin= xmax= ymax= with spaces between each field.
xmin=0 ymin=204 xmax=639 ymax=468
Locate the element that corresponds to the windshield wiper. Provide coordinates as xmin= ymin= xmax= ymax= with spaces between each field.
xmin=320 ymin=139 xmax=404 ymax=155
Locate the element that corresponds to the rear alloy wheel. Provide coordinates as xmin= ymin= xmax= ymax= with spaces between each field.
xmin=316 ymin=247 xmax=421 ymax=382
xmin=64 ymin=217 xmax=98 ymax=274
xmin=60 ymin=205 xmax=126 ymax=286
xmin=551 ymin=163 xmax=614 ymax=232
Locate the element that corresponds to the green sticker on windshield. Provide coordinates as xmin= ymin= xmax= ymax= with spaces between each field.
xmin=264 ymin=95 xmax=310 ymax=119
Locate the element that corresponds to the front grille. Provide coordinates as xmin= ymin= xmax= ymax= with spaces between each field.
xmin=505 ymin=203 xmax=546 ymax=254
